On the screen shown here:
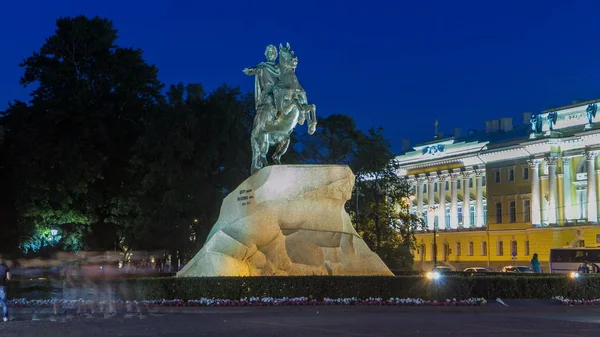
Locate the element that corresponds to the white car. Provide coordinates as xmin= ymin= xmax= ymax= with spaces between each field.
xmin=431 ymin=266 xmax=452 ymax=274
xmin=463 ymin=267 xmax=491 ymax=273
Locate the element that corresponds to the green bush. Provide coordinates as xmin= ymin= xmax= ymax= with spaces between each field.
xmin=13 ymin=275 xmax=600 ymax=301
xmin=123 ymin=275 xmax=600 ymax=301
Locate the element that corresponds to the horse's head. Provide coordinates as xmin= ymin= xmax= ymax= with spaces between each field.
xmin=279 ymin=42 xmax=298 ymax=70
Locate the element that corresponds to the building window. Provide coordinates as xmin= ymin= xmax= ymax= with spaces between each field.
xmin=522 ymin=167 xmax=529 ymax=180
xmin=508 ymin=168 xmax=515 ymax=182
xmin=456 ymin=242 xmax=461 ymax=256
xmin=457 ymin=179 xmax=461 ymax=189
xmin=443 ymin=243 xmax=450 ymax=261
xmin=431 ymin=243 xmax=436 ymax=261
xmin=509 ymin=201 xmax=516 ymax=223
xmin=445 ymin=208 xmax=450 ymax=226
xmin=524 ymin=240 xmax=530 ymax=256
xmin=470 ymin=205 xmax=475 ymax=225
xmin=497 ymin=241 xmax=504 ymax=256
xmin=495 ymin=202 xmax=503 ymax=224
xmin=511 ymin=240 xmax=517 ymax=257
xmin=434 ymin=183 xmax=438 ymax=192
xmin=523 ymin=200 xmax=531 ymax=222
xmin=468 ymin=241 xmax=474 ymax=256
xmin=481 ymin=241 xmax=487 ymax=256
xmin=423 ymin=184 xmax=427 ymax=193
xmin=577 ymin=189 xmax=587 ymax=220
xmin=420 ymin=244 xmax=426 ymax=261
xmin=445 ymin=181 xmax=449 ymax=190
xmin=483 ymin=203 xmax=488 ymax=225
xmin=482 ymin=177 xmax=486 ymax=186
xmin=495 ymin=170 xmax=501 ymax=183
xmin=458 ymin=206 xmax=463 ymax=224
xmin=469 ymin=178 xmax=473 ymax=188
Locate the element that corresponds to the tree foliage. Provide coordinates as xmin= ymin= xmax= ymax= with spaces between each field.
xmin=119 ymin=83 xmax=253 ymax=258
xmin=2 ymin=16 xmax=165 ymax=253
xmin=294 ymin=114 xmax=361 ymax=165
xmin=348 ymin=128 xmax=423 ymax=270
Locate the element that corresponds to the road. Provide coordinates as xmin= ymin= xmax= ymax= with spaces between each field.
xmin=1 ymin=305 xmax=600 ymax=336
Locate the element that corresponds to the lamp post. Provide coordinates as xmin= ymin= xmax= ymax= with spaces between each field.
xmin=428 ymin=205 xmax=439 ymax=267
xmin=486 ymin=225 xmax=491 ymax=267
xmin=50 ymin=228 xmax=58 ymax=248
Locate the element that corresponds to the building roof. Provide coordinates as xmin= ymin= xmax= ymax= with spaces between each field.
xmin=395 ymin=98 xmax=600 ymax=172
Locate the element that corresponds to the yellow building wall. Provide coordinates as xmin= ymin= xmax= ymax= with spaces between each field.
xmin=414 ymin=226 xmax=600 ymax=271
xmin=485 ymin=161 xmax=532 ymax=226
xmin=406 ymin=141 xmax=600 ymax=272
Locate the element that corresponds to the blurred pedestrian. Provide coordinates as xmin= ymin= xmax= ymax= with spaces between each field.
xmin=0 ymin=257 xmax=11 ymax=321
xmin=578 ymin=261 xmax=591 ymax=274
xmin=531 ymin=253 xmax=541 ymax=273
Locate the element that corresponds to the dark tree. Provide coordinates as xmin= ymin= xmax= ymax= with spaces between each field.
xmin=294 ymin=114 xmax=361 ymax=165
xmin=349 ymin=127 xmax=423 ymax=270
xmin=1 ymin=16 xmax=164 ymax=252
xmin=122 ymin=83 xmax=254 ymax=263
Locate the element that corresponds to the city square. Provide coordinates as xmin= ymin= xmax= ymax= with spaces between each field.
xmin=2 ymin=2 xmax=600 ymax=336
xmin=2 ymin=305 xmax=600 ymax=336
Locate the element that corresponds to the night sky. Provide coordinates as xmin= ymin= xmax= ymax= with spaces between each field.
xmin=2 ymin=1 xmax=600 ymax=151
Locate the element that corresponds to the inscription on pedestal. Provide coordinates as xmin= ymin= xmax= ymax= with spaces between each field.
xmin=237 ymin=189 xmax=254 ymax=206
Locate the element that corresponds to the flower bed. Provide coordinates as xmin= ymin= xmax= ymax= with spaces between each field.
xmin=7 ymin=297 xmax=487 ymax=308
xmin=553 ymin=296 xmax=600 ymax=305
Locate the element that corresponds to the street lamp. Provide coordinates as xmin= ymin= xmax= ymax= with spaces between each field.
xmin=50 ymin=228 xmax=58 ymax=247
xmin=428 ymin=206 xmax=439 ymax=267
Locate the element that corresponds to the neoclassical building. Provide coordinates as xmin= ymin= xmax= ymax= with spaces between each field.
xmin=397 ymin=99 xmax=600 ymax=271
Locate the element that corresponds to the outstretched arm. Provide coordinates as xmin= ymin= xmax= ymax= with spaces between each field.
xmin=243 ymin=67 xmax=257 ymax=75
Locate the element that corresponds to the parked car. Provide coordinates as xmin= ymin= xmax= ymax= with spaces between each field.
xmin=431 ymin=266 xmax=452 ymax=274
xmin=426 ymin=266 xmax=452 ymax=280
xmin=463 ymin=267 xmax=491 ymax=273
xmin=501 ymin=266 xmax=534 ymax=273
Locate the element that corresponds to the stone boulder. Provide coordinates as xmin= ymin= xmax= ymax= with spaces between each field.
xmin=177 ymin=165 xmax=393 ymax=277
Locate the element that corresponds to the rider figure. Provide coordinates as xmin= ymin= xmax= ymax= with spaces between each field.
xmin=243 ymin=45 xmax=280 ymax=123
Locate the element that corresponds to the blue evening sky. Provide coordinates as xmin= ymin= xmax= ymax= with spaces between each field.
xmin=1 ymin=0 xmax=599 ymax=151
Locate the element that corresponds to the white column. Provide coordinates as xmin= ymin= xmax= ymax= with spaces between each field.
xmin=562 ymin=157 xmax=572 ymax=223
xmin=462 ymin=171 xmax=472 ymax=228
xmin=596 ymin=169 xmax=600 ymax=222
xmin=416 ymin=176 xmax=425 ymax=220
xmin=450 ymin=172 xmax=459 ymax=228
xmin=546 ymin=156 xmax=558 ymax=225
xmin=427 ymin=175 xmax=436 ymax=230
xmin=438 ymin=173 xmax=448 ymax=229
xmin=586 ymin=151 xmax=598 ymax=224
xmin=475 ymin=169 xmax=485 ymax=227
xmin=528 ymin=159 xmax=542 ymax=226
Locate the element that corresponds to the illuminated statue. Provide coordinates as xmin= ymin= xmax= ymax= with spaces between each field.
xmin=244 ymin=42 xmax=317 ymax=174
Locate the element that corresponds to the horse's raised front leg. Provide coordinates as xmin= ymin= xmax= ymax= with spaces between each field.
xmin=272 ymin=138 xmax=290 ymax=165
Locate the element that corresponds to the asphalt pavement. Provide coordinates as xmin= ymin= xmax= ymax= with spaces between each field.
xmin=1 ymin=304 xmax=600 ymax=336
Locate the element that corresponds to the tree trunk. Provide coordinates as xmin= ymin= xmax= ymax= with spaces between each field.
xmin=170 ymin=249 xmax=179 ymax=272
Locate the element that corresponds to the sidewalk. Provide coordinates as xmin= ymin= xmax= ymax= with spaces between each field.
xmin=4 ymin=298 xmax=591 ymax=320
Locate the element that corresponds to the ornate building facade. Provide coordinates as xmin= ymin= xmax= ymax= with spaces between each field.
xmin=397 ymin=99 xmax=600 ymax=271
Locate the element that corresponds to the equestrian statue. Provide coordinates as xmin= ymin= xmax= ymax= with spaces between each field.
xmin=243 ymin=42 xmax=317 ymax=174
